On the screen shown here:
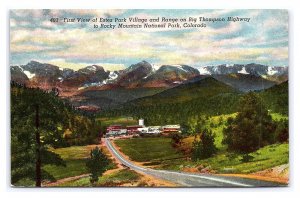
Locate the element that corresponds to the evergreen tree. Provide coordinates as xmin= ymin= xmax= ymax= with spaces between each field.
xmin=11 ymin=85 xmax=66 ymax=186
xmin=11 ymin=83 xmax=100 ymax=186
xmin=86 ymin=147 xmax=110 ymax=184
xmin=191 ymin=129 xmax=217 ymax=160
xmin=274 ymin=119 xmax=289 ymax=143
xmin=223 ymin=92 xmax=276 ymax=154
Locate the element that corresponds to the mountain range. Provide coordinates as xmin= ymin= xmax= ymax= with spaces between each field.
xmin=10 ymin=60 xmax=288 ymax=110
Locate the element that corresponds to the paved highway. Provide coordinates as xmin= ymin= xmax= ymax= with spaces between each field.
xmin=105 ymin=138 xmax=283 ymax=187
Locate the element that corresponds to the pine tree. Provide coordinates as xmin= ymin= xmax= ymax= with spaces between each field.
xmin=11 ymin=85 xmax=66 ymax=186
xmin=223 ymin=92 xmax=276 ymax=154
xmin=86 ymin=147 xmax=110 ymax=184
xmin=191 ymin=128 xmax=217 ymax=160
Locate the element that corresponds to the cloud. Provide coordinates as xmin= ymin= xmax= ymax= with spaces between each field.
xmin=10 ymin=9 xmax=289 ymax=67
xmin=44 ymin=59 xmax=126 ymax=71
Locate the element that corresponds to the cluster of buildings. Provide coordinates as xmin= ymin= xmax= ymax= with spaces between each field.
xmin=105 ymin=119 xmax=181 ymax=137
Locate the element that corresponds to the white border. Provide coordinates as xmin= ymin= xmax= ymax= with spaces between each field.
xmin=1 ymin=0 xmax=299 ymax=197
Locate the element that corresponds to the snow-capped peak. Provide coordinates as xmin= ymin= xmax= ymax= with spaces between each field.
xmin=238 ymin=67 xmax=249 ymax=74
xmin=198 ymin=67 xmax=211 ymax=75
xmin=108 ymin=71 xmax=118 ymax=81
xmin=151 ymin=64 xmax=161 ymax=72
xmin=267 ymin=66 xmax=278 ymax=75
xmin=169 ymin=65 xmax=188 ymax=72
xmin=225 ymin=64 xmax=234 ymax=67
xmin=86 ymin=65 xmax=97 ymax=71
xmin=23 ymin=70 xmax=35 ymax=79
xmin=17 ymin=65 xmax=24 ymax=72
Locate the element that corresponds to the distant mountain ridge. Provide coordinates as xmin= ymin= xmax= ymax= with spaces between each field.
xmin=10 ymin=60 xmax=288 ymax=110
xmin=11 ymin=61 xmax=287 ymax=90
xmin=10 ymin=60 xmax=202 ymax=93
xmin=198 ymin=63 xmax=288 ymax=76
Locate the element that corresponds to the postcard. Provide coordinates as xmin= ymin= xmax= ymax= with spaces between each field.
xmin=10 ymin=9 xmax=288 ymax=187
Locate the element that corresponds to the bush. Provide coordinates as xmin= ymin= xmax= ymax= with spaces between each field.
xmin=240 ymin=154 xmax=254 ymax=162
xmin=275 ymin=119 xmax=289 ymax=143
xmin=171 ymin=133 xmax=183 ymax=147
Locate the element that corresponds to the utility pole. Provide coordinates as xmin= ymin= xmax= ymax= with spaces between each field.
xmin=35 ymin=104 xmax=41 ymax=187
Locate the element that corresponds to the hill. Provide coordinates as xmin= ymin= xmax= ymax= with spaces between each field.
xmin=100 ymin=77 xmax=241 ymax=125
xmin=130 ymin=77 xmax=238 ymax=105
xmin=259 ymin=81 xmax=288 ymax=115
xmin=72 ymin=87 xmax=167 ymax=110
xmin=100 ymin=79 xmax=288 ymax=125
xmin=212 ymin=74 xmax=276 ymax=92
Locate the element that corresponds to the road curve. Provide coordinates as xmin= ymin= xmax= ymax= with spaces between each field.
xmin=104 ymin=138 xmax=283 ymax=187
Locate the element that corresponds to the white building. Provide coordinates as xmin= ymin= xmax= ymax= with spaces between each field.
xmin=138 ymin=119 xmax=145 ymax=126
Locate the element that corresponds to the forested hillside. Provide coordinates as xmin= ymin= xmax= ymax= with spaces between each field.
xmin=99 ymin=79 xmax=288 ymax=126
xmin=259 ymin=81 xmax=288 ymax=115
xmin=11 ymin=82 xmax=101 ymax=185
xmin=99 ymin=77 xmax=242 ymax=125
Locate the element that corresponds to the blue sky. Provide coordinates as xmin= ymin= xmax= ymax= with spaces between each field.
xmin=10 ymin=9 xmax=288 ymax=70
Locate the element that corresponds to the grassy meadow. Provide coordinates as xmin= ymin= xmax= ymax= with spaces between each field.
xmin=97 ymin=117 xmax=138 ymax=126
xmin=43 ymin=145 xmax=116 ymax=182
xmin=57 ymin=169 xmax=142 ymax=187
xmin=115 ymin=137 xmax=184 ymax=162
xmin=113 ymin=113 xmax=289 ymax=174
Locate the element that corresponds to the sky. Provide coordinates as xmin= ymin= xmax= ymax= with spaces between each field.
xmin=10 ymin=9 xmax=288 ymax=71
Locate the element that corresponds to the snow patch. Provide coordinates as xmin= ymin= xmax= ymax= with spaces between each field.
xmin=225 ymin=64 xmax=234 ymax=67
xmin=108 ymin=71 xmax=118 ymax=81
xmin=238 ymin=67 xmax=249 ymax=74
xmin=151 ymin=64 xmax=161 ymax=72
xmin=83 ymin=80 xmax=107 ymax=88
xmin=267 ymin=67 xmax=278 ymax=75
xmin=198 ymin=67 xmax=211 ymax=75
xmin=17 ymin=65 xmax=24 ymax=72
xmin=87 ymin=65 xmax=97 ymax=71
xmin=213 ymin=66 xmax=219 ymax=72
xmin=173 ymin=81 xmax=182 ymax=84
xmin=178 ymin=66 xmax=188 ymax=72
xmin=59 ymin=67 xmax=63 ymax=71
xmin=169 ymin=65 xmax=188 ymax=72
xmin=24 ymin=70 xmax=35 ymax=79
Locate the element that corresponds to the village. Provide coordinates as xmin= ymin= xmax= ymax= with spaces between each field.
xmin=105 ymin=118 xmax=181 ymax=138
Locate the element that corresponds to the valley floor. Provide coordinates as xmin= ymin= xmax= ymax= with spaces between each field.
xmin=113 ymin=137 xmax=289 ymax=185
xmin=42 ymin=142 xmax=176 ymax=187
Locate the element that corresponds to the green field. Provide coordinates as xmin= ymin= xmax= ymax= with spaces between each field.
xmin=114 ymin=137 xmax=185 ymax=169
xmin=97 ymin=117 xmax=138 ymax=127
xmin=43 ymin=146 xmax=90 ymax=181
xmin=57 ymin=169 xmax=141 ymax=187
xmin=43 ymin=145 xmax=115 ymax=181
xmin=179 ymin=143 xmax=289 ymax=174
xmin=114 ymin=136 xmax=288 ymax=174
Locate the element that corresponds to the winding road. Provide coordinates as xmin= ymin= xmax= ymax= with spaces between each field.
xmin=105 ymin=138 xmax=283 ymax=187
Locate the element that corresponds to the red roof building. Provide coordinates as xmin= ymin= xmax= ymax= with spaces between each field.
xmin=106 ymin=125 xmax=123 ymax=133
xmin=126 ymin=125 xmax=143 ymax=134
